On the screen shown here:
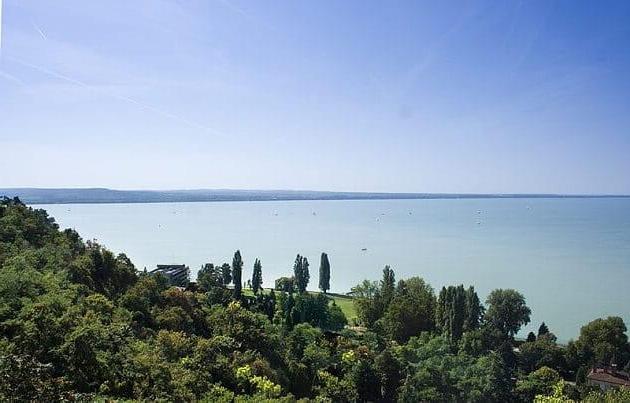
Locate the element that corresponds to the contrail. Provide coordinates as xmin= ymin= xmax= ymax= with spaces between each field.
xmin=31 ymin=20 xmax=47 ymax=40
xmin=0 ymin=0 xmax=4 ymax=57
xmin=8 ymin=56 xmax=229 ymax=137
xmin=0 ymin=68 xmax=23 ymax=84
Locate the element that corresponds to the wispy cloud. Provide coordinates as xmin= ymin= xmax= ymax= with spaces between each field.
xmin=9 ymin=56 xmax=229 ymax=137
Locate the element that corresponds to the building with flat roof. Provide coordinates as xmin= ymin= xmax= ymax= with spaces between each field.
xmin=150 ymin=264 xmax=190 ymax=287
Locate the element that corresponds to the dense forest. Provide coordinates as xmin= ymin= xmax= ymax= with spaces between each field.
xmin=0 ymin=197 xmax=628 ymax=402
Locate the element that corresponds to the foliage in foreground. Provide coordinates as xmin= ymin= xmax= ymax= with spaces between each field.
xmin=0 ymin=197 xmax=629 ymax=402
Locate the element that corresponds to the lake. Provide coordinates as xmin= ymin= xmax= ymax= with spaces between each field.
xmin=41 ymin=198 xmax=630 ymax=341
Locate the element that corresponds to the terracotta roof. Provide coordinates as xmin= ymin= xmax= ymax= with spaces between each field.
xmin=587 ymin=368 xmax=630 ymax=386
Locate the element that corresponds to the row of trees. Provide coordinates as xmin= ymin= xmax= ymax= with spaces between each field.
xmin=199 ymin=250 xmax=333 ymax=297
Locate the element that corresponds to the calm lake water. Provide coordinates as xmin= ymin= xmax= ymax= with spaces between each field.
xmin=41 ymin=198 xmax=630 ymax=341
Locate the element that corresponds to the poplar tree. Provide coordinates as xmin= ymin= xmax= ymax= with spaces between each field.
xmin=232 ymin=250 xmax=243 ymax=298
xmin=381 ymin=265 xmax=396 ymax=306
xmin=221 ymin=263 xmax=232 ymax=286
xmin=318 ymin=252 xmax=330 ymax=294
xmin=464 ymin=286 xmax=483 ymax=331
xmin=293 ymin=254 xmax=310 ymax=293
xmin=252 ymin=258 xmax=263 ymax=294
xmin=436 ymin=284 xmax=481 ymax=342
xmin=301 ymin=256 xmax=310 ymax=293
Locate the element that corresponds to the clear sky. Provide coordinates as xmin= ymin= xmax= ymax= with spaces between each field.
xmin=1 ymin=1 xmax=629 ymax=194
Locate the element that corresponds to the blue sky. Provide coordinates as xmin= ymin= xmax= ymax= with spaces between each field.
xmin=1 ymin=0 xmax=629 ymax=193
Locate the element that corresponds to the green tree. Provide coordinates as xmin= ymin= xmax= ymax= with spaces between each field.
xmin=313 ymin=370 xmax=357 ymax=402
xmin=0 ymin=340 xmax=67 ymax=401
xmin=485 ymin=289 xmax=531 ymax=339
xmin=284 ymin=323 xmax=330 ymax=397
xmin=252 ymin=258 xmax=263 ymax=294
xmin=293 ymin=254 xmax=310 ymax=294
xmin=326 ymin=302 xmax=348 ymax=331
xmin=515 ymin=366 xmax=562 ymax=402
xmin=399 ymin=335 xmax=511 ymax=402
xmin=380 ymin=265 xmax=396 ymax=306
xmin=532 ymin=380 xmax=575 ymax=403
xmin=566 ymin=316 xmax=629 ymax=369
xmin=274 ymin=276 xmax=295 ymax=293
xmin=351 ymin=359 xmax=380 ymax=402
xmin=351 ymin=279 xmax=384 ymax=327
xmin=207 ymin=301 xmax=280 ymax=358
xmin=220 ymin=263 xmax=232 ymax=286
xmin=436 ymin=285 xmax=466 ymax=342
xmin=538 ymin=322 xmax=550 ymax=337
xmin=232 ymin=251 xmax=243 ymax=299
xmin=375 ymin=347 xmax=403 ymax=402
xmin=197 ymin=263 xmax=223 ymax=291
xmin=583 ymin=386 xmax=630 ymax=403
xmin=318 ymin=252 xmax=330 ymax=294
xmin=291 ymin=293 xmax=329 ymax=329
xmin=519 ymin=336 xmax=566 ymax=374
xmin=380 ymin=277 xmax=436 ymax=343
xmin=464 ymin=286 xmax=483 ymax=331
xmin=300 ymin=255 xmax=310 ymax=293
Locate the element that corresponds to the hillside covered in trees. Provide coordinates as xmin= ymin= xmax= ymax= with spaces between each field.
xmin=0 ymin=197 xmax=629 ymax=402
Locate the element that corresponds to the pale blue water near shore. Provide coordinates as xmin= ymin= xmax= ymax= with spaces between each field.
xmin=41 ymin=198 xmax=630 ymax=341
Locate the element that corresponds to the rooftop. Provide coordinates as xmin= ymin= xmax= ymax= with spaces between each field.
xmin=587 ymin=367 xmax=630 ymax=387
xmin=150 ymin=264 xmax=189 ymax=276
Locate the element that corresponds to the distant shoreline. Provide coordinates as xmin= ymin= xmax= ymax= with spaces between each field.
xmin=1 ymin=188 xmax=629 ymax=205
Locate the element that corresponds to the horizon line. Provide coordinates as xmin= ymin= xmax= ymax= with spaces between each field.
xmin=1 ymin=187 xmax=630 ymax=198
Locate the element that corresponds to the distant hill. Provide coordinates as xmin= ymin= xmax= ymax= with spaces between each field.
xmin=0 ymin=188 xmax=627 ymax=205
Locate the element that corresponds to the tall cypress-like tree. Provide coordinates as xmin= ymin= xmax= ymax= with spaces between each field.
xmin=435 ymin=284 xmax=471 ymax=342
xmin=221 ymin=263 xmax=232 ymax=286
xmin=293 ymin=254 xmax=302 ymax=291
xmin=301 ymin=256 xmax=310 ymax=293
xmin=318 ymin=252 xmax=330 ymax=294
xmin=463 ymin=286 xmax=483 ymax=331
xmin=381 ymin=265 xmax=396 ymax=306
xmin=293 ymin=254 xmax=310 ymax=293
xmin=232 ymin=250 xmax=243 ymax=298
xmin=252 ymin=258 xmax=263 ymax=294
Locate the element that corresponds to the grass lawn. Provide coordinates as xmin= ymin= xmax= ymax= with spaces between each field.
xmin=328 ymin=293 xmax=357 ymax=321
xmin=241 ymin=288 xmax=357 ymax=321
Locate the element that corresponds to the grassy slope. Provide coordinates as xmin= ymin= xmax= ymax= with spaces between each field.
xmin=242 ymin=288 xmax=357 ymax=321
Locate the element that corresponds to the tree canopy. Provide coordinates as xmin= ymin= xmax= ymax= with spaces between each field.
xmin=485 ymin=288 xmax=531 ymax=338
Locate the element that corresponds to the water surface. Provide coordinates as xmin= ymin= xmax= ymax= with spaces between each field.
xmin=41 ymin=198 xmax=630 ymax=341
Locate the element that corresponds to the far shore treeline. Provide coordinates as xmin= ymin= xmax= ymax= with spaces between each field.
xmin=2 ymin=187 xmax=629 ymax=205
xmin=0 ymin=196 xmax=628 ymax=402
